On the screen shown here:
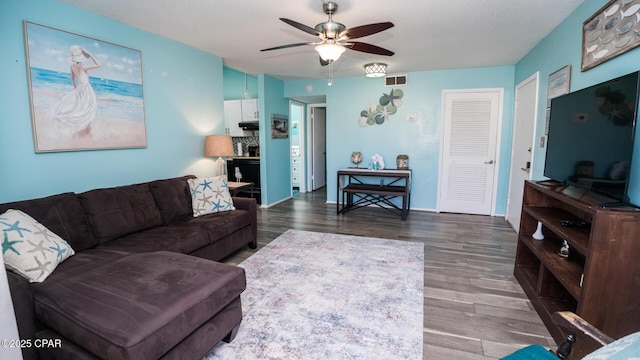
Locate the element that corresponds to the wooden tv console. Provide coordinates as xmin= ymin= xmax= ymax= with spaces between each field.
xmin=514 ymin=180 xmax=640 ymax=358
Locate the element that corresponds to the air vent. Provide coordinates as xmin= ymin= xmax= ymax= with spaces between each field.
xmin=385 ymin=75 xmax=407 ymax=87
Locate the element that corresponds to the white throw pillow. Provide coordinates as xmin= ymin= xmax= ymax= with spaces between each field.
xmin=1 ymin=209 xmax=75 ymax=283
xmin=187 ymin=176 xmax=236 ymax=217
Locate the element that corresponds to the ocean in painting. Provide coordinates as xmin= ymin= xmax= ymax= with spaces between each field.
xmin=30 ymin=67 xmax=144 ymax=123
xmin=29 ymin=67 xmax=146 ymax=151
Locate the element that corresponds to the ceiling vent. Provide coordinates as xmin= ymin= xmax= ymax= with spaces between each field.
xmin=385 ymin=75 xmax=407 ymax=87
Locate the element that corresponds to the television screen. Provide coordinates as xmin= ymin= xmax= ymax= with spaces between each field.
xmin=544 ymin=71 xmax=638 ymax=202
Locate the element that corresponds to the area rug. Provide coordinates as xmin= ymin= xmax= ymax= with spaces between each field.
xmin=205 ymin=229 xmax=424 ymax=360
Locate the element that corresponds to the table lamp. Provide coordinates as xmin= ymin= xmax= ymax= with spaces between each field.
xmin=204 ymin=135 xmax=234 ymax=177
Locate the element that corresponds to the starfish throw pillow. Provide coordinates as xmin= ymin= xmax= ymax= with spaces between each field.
xmin=1 ymin=209 xmax=75 ymax=282
xmin=187 ymin=176 xmax=236 ymax=217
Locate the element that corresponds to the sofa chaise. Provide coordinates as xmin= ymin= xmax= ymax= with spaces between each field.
xmin=1 ymin=175 xmax=257 ymax=360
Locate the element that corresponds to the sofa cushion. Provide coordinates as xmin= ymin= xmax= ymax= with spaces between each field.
xmin=79 ymin=183 xmax=163 ymax=244
xmin=1 ymin=209 xmax=75 ymax=282
xmin=97 ymin=209 xmax=252 ymax=255
xmin=182 ymin=209 xmax=253 ymax=243
xmin=32 ymin=251 xmax=246 ymax=360
xmin=0 ymin=192 xmax=97 ymax=251
xmin=148 ymin=175 xmax=196 ymax=225
xmin=97 ymin=222 xmax=210 ymax=254
xmin=187 ymin=176 xmax=235 ymax=217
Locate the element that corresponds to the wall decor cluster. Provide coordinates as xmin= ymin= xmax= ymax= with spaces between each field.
xmin=582 ymin=0 xmax=640 ymax=71
xmin=24 ymin=21 xmax=146 ymax=152
xmin=358 ymin=89 xmax=403 ymax=126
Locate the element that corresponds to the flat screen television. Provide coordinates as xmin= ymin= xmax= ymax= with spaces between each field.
xmin=544 ymin=71 xmax=638 ymax=204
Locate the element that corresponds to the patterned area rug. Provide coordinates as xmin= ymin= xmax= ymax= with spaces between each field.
xmin=205 ymin=229 xmax=424 ymax=360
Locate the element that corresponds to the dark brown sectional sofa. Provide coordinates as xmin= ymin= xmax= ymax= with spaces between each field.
xmin=1 ymin=175 xmax=257 ymax=360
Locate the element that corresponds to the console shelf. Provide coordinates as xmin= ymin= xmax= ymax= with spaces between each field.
xmin=514 ymin=181 xmax=640 ymax=358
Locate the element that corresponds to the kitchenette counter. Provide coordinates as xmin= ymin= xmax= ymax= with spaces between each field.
xmin=232 ymin=156 xmax=260 ymax=160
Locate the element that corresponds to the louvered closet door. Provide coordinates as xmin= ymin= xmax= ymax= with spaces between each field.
xmin=439 ymin=89 xmax=502 ymax=215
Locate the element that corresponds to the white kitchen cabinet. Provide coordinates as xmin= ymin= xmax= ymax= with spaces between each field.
xmin=240 ymin=98 xmax=258 ymax=122
xmin=224 ymin=100 xmax=243 ymax=136
xmin=224 ymin=98 xmax=258 ymax=136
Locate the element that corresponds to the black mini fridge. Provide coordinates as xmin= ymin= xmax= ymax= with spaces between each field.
xmin=227 ymin=158 xmax=261 ymax=204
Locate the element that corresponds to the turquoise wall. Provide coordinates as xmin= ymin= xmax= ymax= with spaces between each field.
xmin=259 ymin=74 xmax=291 ymax=205
xmin=5 ymin=0 xmax=638 ymax=210
xmin=223 ymin=66 xmax=258 ymax=99
xmin=285 ymin=66 xmax=516 ymax=214
xmin=516 ymin=0 xmax=640 ymax=204
xmin=0 ymin=0 xmax=225 ymax=203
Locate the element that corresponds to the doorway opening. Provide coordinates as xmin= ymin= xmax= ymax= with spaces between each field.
xmin=289 ymin=98 xmax=327 ymax=196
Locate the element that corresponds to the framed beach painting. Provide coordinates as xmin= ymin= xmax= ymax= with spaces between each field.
xmin=23 ymin=21 xmax=146 ymax=152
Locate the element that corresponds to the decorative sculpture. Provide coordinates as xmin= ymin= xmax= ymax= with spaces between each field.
xmin=370 ymin=153 xmax=385 ymax=170
xmin=351 ymin=151 xmax=363 ymax=168
xmin=532 ymin=221 xmax=545 ymax=240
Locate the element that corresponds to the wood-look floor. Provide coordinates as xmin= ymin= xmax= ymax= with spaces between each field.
xmin=222 ymin=188 xmax=555 ymax=359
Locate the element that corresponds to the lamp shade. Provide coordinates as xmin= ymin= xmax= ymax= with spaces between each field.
xmin=204 ymin=135 xmax=234 ymax=157
xmin=364 ymin=62 xmax=387 ymax=78
xmin=315 ymin=43 xmax=346 ymax=61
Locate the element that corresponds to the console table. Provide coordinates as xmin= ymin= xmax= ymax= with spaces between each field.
xmin=336 ymin=168 xmax=412 ymax=220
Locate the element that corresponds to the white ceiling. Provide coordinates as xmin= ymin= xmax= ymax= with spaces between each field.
xmin=59 ymin=0 xmax=585 ymax=81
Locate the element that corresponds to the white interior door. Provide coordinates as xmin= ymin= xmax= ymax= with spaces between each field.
xmin=311 ymin=107 xmax=326 ymax=190
xmin=438 ymin=89 xmax=503 ymax=215
xmin=506 ymin=73 xmax=539 ymax=232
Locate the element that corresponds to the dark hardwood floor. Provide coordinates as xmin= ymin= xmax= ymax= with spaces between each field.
xmin=223 ymin=188 xmax=554 ymax=359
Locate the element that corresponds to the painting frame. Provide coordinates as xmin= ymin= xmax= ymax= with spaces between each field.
xmin=582 ymin=0 xmax=640 ymax=71
xmin=271 ymin=114 xmax=289 ymax=139
xmin=546 ymin=65 xmax=571 ymax=135
xmin=547 ymin=65 xmax=571 ymax=105
xmin=23 ymin=21 xmax=147 ymax=153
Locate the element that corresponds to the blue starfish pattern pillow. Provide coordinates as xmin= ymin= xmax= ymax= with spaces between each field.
xmin=187 ymin=176 xmax=236 ymax=217
xmin=1 ymin=209 xmax=75 ymax=283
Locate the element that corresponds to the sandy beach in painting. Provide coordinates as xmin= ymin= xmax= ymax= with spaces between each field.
xmin=30 ymin=79 xmax=146 ymax=152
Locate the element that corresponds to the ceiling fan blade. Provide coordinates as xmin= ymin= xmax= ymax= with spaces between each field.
xmin=319 ymin=57 xmax=333 ymax=66
xmin=340 ymin=22 xmax=394 ymax=40
xmin=280 ymin=18 xmax=321 ymax=37
xmin=261 ymin=42 xmax=315 ymax=52
xmin=345 ymin=41 xmax=395 ymax=56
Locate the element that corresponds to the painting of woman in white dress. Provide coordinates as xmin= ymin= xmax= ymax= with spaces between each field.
xmin=24 ymin=21 xmax=146 ymax=152
xmin=50 ymin=45 xmax=100 ymax=138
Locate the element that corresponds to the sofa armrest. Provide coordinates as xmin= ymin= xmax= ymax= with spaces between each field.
xmin=552 ymin=311 xmax=614 ymax=348
xmin=7 ymin=271 xmax=41 ymax=360
xmin=232 ymin=197 xmax=257 ymax=248
xmin=552 ymin=311 xmax=615 ymax=358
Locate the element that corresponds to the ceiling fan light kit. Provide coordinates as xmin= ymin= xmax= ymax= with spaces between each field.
xmin=315 ymin=42 xmax=346 ymax=61
xmin=364 ymin=62 xmax=387 ymax=77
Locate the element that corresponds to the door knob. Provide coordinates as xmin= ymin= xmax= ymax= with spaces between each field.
xmin=484 ymin=160 xmax=494 ymax=164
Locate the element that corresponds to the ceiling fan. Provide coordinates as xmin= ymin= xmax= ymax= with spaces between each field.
xmin=260 ymin=1 xmax=394 ymax=66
